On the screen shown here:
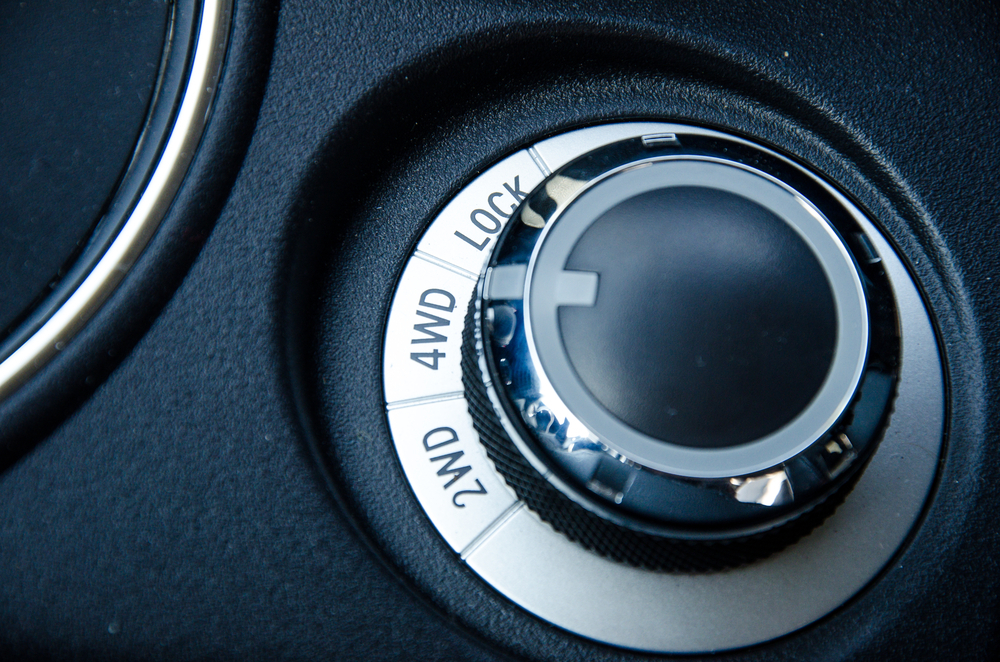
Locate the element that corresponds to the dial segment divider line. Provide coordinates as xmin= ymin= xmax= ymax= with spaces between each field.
xmin=460 ymin=501 xmax=525 ymax=560
xmin=412 ymin=250 xmax=479 ymax=282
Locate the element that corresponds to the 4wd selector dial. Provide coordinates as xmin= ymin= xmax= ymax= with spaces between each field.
xmin=381 ymin=122 xmax=939 ymax=652
xmin=466 ymin=131 xmax=899 ymax=550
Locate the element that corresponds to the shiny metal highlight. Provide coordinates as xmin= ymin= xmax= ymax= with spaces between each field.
xmin=0 ymin=0 xmax=232 ymax=401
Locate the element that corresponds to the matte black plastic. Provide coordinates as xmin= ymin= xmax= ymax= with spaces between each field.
xmin=561 ymin=186 xmax=836 ymax=448
xmin=0 ymin=0 xmax=996 ymax=661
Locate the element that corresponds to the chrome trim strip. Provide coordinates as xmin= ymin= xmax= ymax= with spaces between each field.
xmin=0 ymin=0 xmax=232 ymax=401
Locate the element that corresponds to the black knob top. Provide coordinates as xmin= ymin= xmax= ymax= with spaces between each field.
xmin=560 ymin=186 xmax=837 ymax=449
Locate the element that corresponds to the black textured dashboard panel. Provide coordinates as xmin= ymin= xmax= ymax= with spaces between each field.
xmin=0 ymin=1 xmax=998 ymax=660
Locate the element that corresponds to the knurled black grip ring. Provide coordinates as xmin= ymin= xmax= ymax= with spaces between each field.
xmin=461 ymin=297 xmax=862 ymax=573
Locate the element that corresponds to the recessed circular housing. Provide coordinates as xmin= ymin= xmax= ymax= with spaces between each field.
xmin=381 ymin=123 xmax=943 ymax=652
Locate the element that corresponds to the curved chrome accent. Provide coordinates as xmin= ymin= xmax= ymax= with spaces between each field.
xmin=0 ymin=0 xmax=232 ymax=401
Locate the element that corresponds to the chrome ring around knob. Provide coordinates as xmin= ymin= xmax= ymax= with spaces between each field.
xmin=472 ymin=132 xmax=900 ymax=539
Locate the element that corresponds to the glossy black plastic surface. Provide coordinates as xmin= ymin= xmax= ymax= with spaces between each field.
xmin=0 ymin=0 xmax=169 ymax=337
xmin=563 ymin=186 xmax=837 ymax=448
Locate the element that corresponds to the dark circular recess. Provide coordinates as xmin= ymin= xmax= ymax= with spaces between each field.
xmin=0 ymin=0 xmax=278 ymax=467
xmin=0 ymin=0 xmax=203 ymax=369
xmin=0 ymin=0 xmax=171 ymax=339
xmin=560 ymin=185 xmax=838 ymax=449
xmin=296 ymin=13 xmax=982 ymax=655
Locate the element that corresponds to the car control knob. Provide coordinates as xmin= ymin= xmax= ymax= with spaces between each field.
xmin=382 ymin=123 xmax=941 ymax=649
xmin=462 ymin=131 xmax=900 ymax=568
